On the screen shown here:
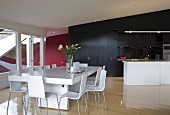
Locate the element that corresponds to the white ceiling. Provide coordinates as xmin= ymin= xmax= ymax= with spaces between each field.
xmin=0 ymin=0 xmax=170 ymax=30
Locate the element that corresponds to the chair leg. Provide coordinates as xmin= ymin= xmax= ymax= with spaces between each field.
xmin=40 ymin=98 xmax=42 ymax=112
xmin=56 ymin=95 xmax=61 ymax=114
xmin=102 ymin=91 xmax=107 ymax=110
xmin=77 ymin=100 xmax=80 ymax=115
xmin=94 ymin=91 xmax=97 ymax=104
xmin=58 ymin=97 xmax=61 ymax=115
xmin=87 ymin=92 xmax=89 ymax=100
xmin=22 ymin=92 xmax=24 ymax=105
xmin=27 ymin=97 xmax=30 ymax=113
xmin=6 ymin=92 xmax=12 ymax=114
xmin=84 ymin=93 xmax=88 ymax=113
xmin=46 ymin=98 xmax=48 ymax=115
xmin=81 ymin=95 xmax=84 ymax=107
xmin=35 ymin=98 xmax=38 ymax=111
xmin=23 ymin=93 xmax=27 ymax=115
xmin=97 ymin=92 xmax=100 ymax=104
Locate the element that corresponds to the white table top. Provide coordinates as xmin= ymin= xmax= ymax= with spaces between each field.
xmin=43 ymin=66 xmax=99 ymax=85
xmin=10 ymin=66 xmax=99 ymax=85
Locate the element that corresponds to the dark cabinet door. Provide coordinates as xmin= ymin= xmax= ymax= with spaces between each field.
xmin=88 ymin=33 xmax=99 ymax=66
xmin=70 ymin=32 xmax=118 ymax=77
xmin=79 ymin=33 xmax=89 ymax=63
xmin=98 ymin=33 xmax=107 ymax=67
xmin=107 ymin=32 xmax=118 ymax=77
xmin=70 ymin=33 xmax=81 ymax=62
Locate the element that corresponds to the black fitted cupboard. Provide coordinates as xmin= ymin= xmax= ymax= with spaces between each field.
xmin=69 ymin=32 xmax=118 ymax=77
xmin=69 ymin=9 xmax=170 ymax=77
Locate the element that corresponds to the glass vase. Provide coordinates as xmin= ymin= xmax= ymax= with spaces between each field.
xmin=66 ymin=55 xmax=73 ymax=72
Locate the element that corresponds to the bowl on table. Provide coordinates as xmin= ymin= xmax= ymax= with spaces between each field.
xmin=120 ymin=56 xmax=126 ymax=60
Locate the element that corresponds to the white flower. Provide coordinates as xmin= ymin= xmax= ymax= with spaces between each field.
xmin=58 ymin=44 xmax=63 ymax=50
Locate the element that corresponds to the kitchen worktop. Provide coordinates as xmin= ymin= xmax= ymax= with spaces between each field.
xmin=118 ymin=59 xmax=170 ymax=62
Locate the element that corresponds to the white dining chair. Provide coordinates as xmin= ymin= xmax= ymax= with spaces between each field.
xmin=69 ymin=63 xmax=87 ymax=93
xmin=34 ymin=66 xmax=42 ymax=71
xmin=86 ymin=70 xmax=107 ymax=109
xmin=44 ymin=65 xmax=50 ymax=70
xmin=27 ymin=75 xmax=56 ymax=115
xmin=58 ymin=73 xmax=88 ymax=115
xmin=7 ymin=70 xmax=28 ymax=114
xmin=52 ymin=64 xmax=57 ymax=68
xmin=34 ymin=66 xmax=43 ymax=75
xmin=85 ymin=67 xmax=102 ymax=104
xmin=24 ymin=67 xmax=34 ymax=75
xmin=102 ymin=65 xmax=106 ymax=70
xmin=86 ymin=67 xmax=102 ymax=86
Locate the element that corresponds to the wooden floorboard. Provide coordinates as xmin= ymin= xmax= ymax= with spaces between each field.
xmin=1 ymin=77 xmax=170 ymax=115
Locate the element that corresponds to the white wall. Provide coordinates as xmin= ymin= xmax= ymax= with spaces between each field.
xmin=0 ymin=72 xmax=9 ymax=89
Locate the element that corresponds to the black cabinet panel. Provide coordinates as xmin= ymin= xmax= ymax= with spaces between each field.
xmin=79 ymin=34 xmax=89 ymax=63
xmin=88 ymin=33 xmax=99 ymax=66
xmin=70 ymin=32 xmax=119 ymax=76
xmin=98 ymin=33 xmax=107 ymax=67
xmin=163 ymin=34 xmax=170 ymax=44
xmin=107 ymin=32 xmax=118 ymax=76
xmin=69 ymin=10 xmax=170 ymax=77
xmin=117 ymin=34 xmax=160 ymax=47
xmin=70 ymin=33 xmax=81 ymax=62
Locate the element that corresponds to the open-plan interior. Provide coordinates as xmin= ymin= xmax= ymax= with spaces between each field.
xmin=1 ymin=1 xmax=170 ymax=115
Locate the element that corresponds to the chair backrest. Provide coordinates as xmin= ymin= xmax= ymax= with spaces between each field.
xmin=24 ymin=67 xmax=34 ymax=75
xmin=79 ymin=73 xmax=88 ymax=98
xmin=34 ymin=66 xmax=42 ymax=71
xmin=52 ymin=64 xmax=57 ymax=68
xmin=9 ymin=70 xmax=20 ymax=76
xmin=102 ymin=65 xmax=106 ymax=70
xmin=28 ymin=76 xmax=45 ymax=98
xmin=94 ymin=67 xmax=102 ymax=86
xmin=8 ymin=70 xmax=22 ymax=91
xmin=98 ymin=70 xmax=107 ymax=90
xmin=79 ymin=63 xmax=88 ymax=67
xmin=34 ymin=66 xmax=43 ymax=75
xmin=44 ymin=65 xmax=50 ymax=70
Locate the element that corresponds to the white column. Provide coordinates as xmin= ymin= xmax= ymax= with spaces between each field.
xmin=26 ymin=36 xmax=34 ymax=67
xmin=15 ymin=32 xmax=22 ymax=73
xmin=40 ymin=37 xmax=45 ymax=67
xmin=30 ymin=36 xmax=34 ymax=67
xmin=26 ymin=37 xmax=31 ymax=67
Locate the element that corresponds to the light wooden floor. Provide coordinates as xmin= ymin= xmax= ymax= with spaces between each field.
xmin=1 ymin=77 xmax=170 ymax=115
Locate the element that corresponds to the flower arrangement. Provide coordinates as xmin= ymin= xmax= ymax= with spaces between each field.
xmin=58 ymin=44 xmax=81 ymax=56
xmin=58 ymin=44 xmax=81 ymax=72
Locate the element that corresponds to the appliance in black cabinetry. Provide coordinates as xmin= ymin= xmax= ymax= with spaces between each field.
xmin=163 ymin=44 xmax=170 ymax=60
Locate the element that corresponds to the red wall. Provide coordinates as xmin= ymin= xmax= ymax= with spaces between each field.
xmin=45 ymin=34 xmax=68 ymax=67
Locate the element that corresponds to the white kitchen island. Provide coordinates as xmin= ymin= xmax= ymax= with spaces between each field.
xmin=123 ymin=61 xmax=170 ymax=85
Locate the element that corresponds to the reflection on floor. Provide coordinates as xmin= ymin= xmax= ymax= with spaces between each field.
xmin=1 ymin=77 xmax=170 ymax=115
xmin=123 ymin=85 xmax=170 ymax=109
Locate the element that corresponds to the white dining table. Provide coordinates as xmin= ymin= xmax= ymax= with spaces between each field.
xmin=9 ymin=66 xmax=99 ymax=110
xmin=39 ymin=66 xmax=99 ymax=110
